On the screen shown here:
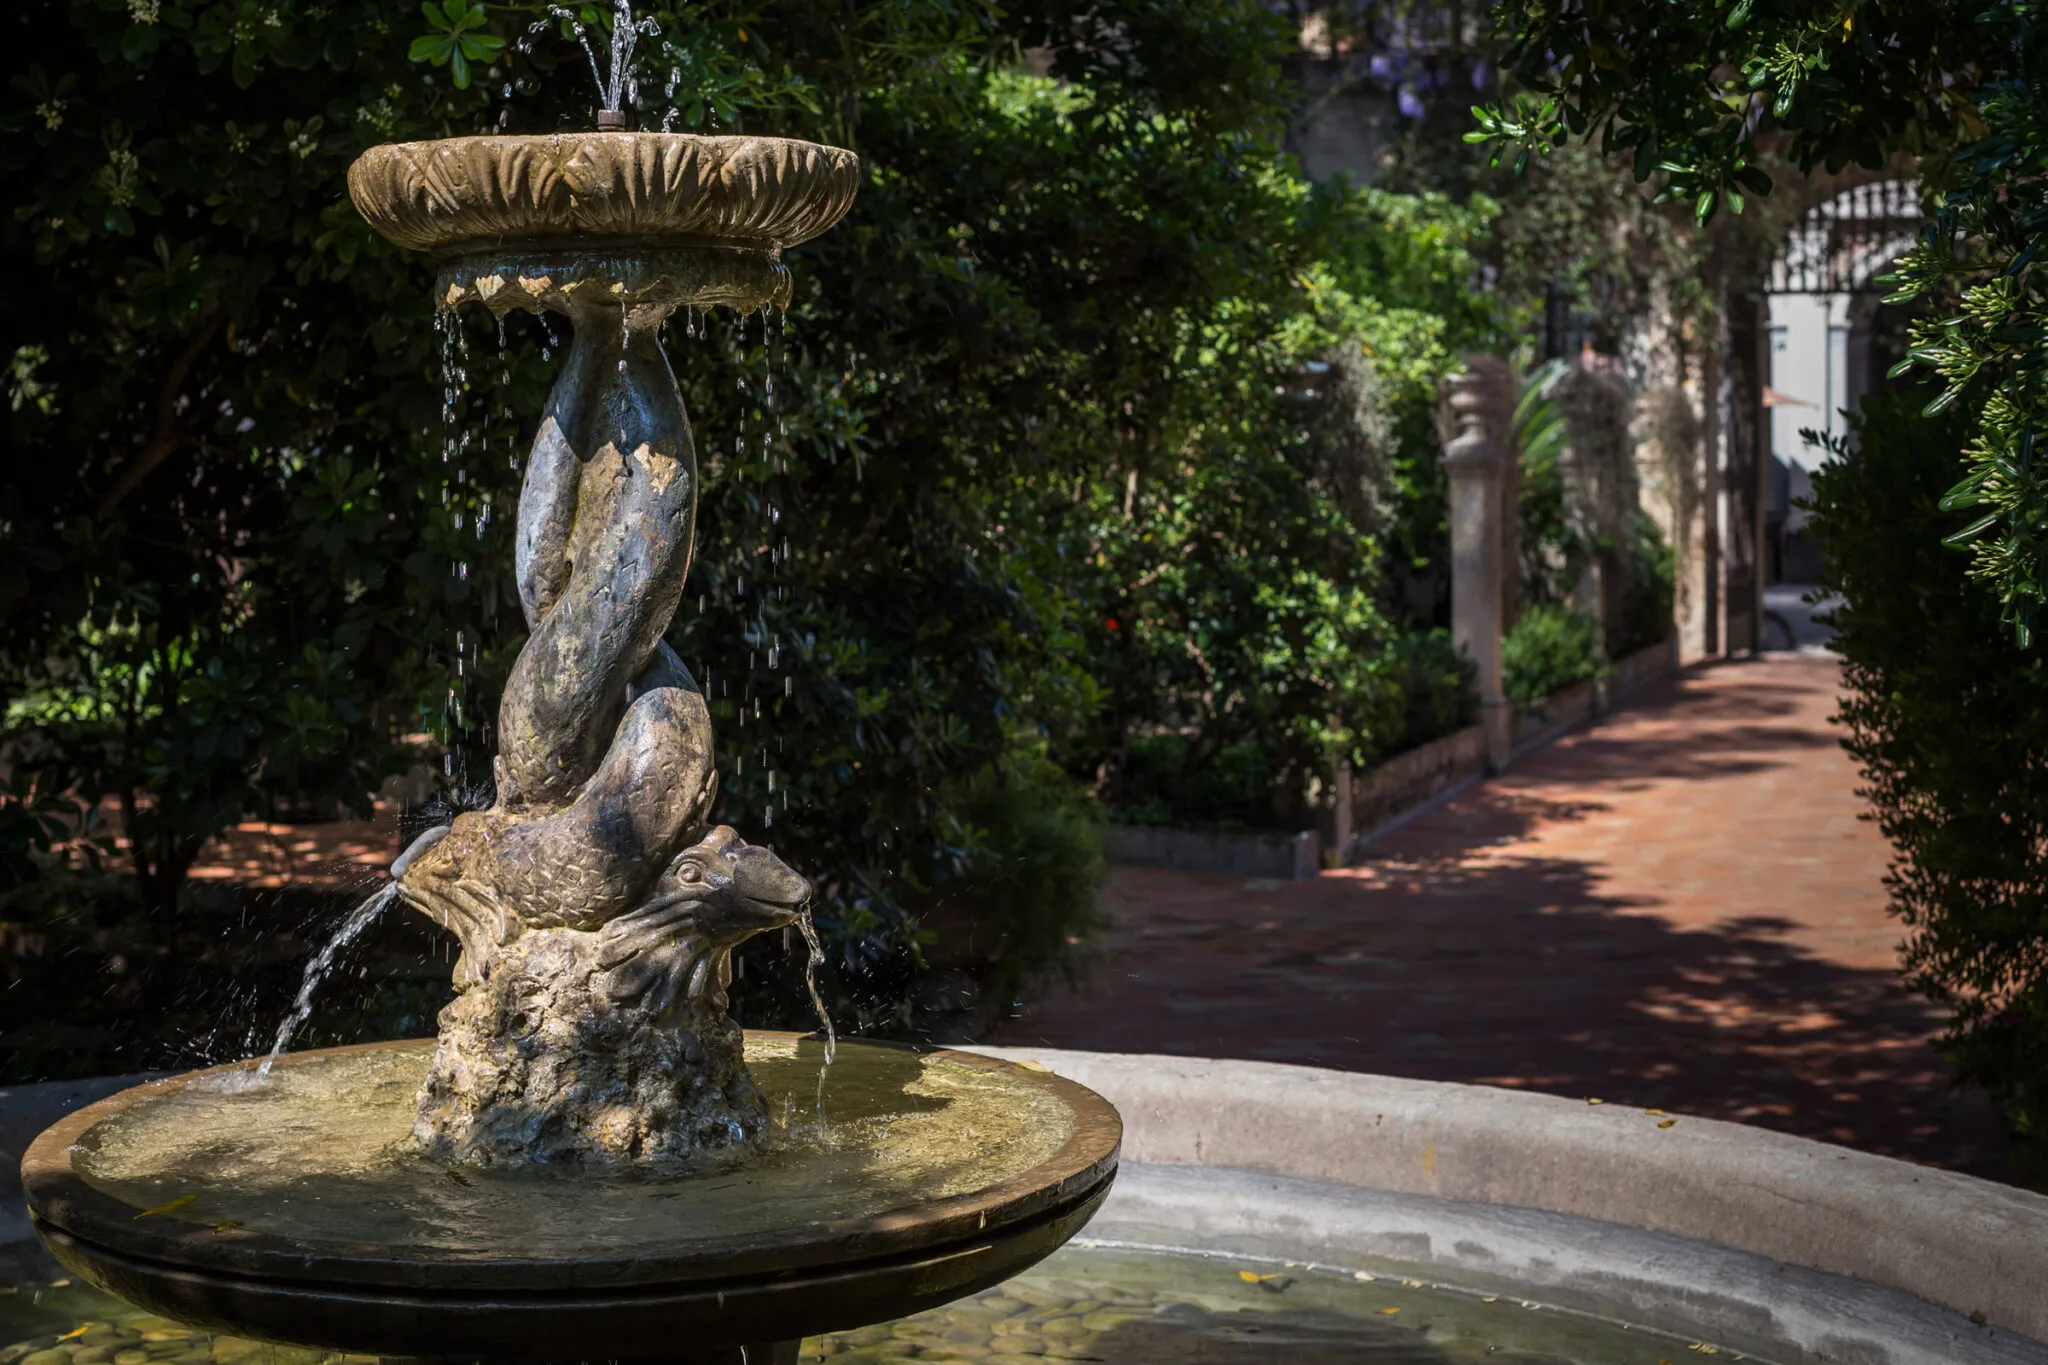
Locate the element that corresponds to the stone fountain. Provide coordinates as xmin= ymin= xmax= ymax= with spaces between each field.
xmin=20 ymin=66 xmax=1119 ymax=1365
xmin=356 ymin=125 xmax=851 ymax=1170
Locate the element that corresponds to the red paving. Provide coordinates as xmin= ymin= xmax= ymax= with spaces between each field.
xmin=188 ymin=810 xmax=396 ymax=888
xmin=992 ymin=654 xmax=2020 ymax=1180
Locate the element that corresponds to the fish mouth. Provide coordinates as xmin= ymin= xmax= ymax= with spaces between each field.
xmin=391 ymin=823 xmax=454 ymax=881
xmin=734 ymin=880 xmax=809 ymax=928
xmin=727 ymin=847 xmax=812 ymax=919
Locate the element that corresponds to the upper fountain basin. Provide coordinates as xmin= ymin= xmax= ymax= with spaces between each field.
xmin=348 ymin=133 xmax=861 ymax=258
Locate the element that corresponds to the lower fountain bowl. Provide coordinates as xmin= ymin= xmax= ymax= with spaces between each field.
xmin=20 ymin=1036 xmax=1119 ymax=1363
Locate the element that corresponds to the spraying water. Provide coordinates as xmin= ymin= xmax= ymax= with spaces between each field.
xmin=538 ymin=1 xmax=661 ymax=119
xmin=255 ymin=882 xmax=402 ymax=1081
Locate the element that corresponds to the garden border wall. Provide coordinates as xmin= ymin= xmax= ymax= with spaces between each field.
xmin=1103 ymin=636 xmax=1681 ymax=879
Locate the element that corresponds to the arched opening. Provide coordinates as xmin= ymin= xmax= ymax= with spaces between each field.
xmin=1763 ymin=179 xmax=1923 ymax=601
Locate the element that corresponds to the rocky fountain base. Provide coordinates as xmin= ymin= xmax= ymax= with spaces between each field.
xmin=24 ymin=1038 xmax=1119 ymax=1363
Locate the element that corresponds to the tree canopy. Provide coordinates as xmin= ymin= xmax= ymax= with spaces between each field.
xmin=1471 ymin=0 xmax=2048 ymax=638
xmin=0 ymin=0 xmax=1509 ymax=1046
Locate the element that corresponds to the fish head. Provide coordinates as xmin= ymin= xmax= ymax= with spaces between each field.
xmin=658 ymin=825 xmax=810 ymax=946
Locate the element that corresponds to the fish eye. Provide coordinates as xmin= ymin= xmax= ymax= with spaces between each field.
xmin=675 ymin=861 xmax=704 ymax=884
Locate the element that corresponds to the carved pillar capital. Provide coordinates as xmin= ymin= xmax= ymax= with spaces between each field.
xmin=1442 ymin=362 xmax=1506 ymax=472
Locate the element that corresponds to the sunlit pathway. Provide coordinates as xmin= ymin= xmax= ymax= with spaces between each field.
xmin=991 ymin=655 xmax=2021 ymax=1181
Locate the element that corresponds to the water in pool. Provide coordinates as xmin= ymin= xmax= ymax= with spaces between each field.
xmin=0 ymin=1242 xmax=1763 ymax=1364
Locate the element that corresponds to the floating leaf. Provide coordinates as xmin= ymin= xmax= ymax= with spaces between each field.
xmin=134 ymin=1194 xmax=196 ymax=1219
xmin=1658 ymin=1119 xmax=1677 ymax=1129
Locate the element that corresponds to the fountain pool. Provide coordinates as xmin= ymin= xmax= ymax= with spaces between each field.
xmin=23 ymin=1039 xmax=1117 ymax=1362
xmin=2 ymin=1241 xmax=1756 ymax=1365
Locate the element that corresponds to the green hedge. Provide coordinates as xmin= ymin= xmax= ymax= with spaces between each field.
xmin=1807 ymin=390 xmax=2048 ymax=1146
xmin=1502 ymin=603 xmax=1603 ymax=708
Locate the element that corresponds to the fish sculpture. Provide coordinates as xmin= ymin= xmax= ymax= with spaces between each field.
xmin=389 ymin=282 xmax=811 ymax=1166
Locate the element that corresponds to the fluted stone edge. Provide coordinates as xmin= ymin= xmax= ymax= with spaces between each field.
xmin=349 ymin=133 xmax=860 ymax=259
xmin=437 ymin=248 xmax=793 ymax=320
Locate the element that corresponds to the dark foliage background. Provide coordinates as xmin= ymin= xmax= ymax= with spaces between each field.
xmin=0 ymin=0 xmax=1518 ymax=1071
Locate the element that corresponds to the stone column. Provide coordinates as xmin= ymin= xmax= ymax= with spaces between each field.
xmin=1444 ymin=361 xmax=1511 ymax=773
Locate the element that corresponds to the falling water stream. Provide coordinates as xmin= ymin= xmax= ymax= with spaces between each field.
xmin=254 ymin=882 xmax=402 ymax=1081
xmin=795 ymin=908 xmax=836 ymax=1063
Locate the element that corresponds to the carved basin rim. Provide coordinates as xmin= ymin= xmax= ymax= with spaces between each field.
xmin=348 ymin=132 xmax=862 ymax=259
xmin=22 ymin=1035 xmax=1120 ymax=1294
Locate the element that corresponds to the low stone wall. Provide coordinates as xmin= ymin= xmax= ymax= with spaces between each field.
xmin=1610 ymin=634 xmax=1680 ymax=693
xmin=969 ymin=1047 xmax=2048 ymax=1364
xmin=1350 ymin=725 xmax=1486 ymax=832
xmin=1102 ymin=637 xmax=1679 ymax=880
xmin=1509 ymin=677 xmax=1596 ymax=756
xmin=1097 ymin=825 xmax=1319 ymax=881
xmin=1352 ymin=634 xmax=1678 ymax=848
xmin=1509 ymin=635 xmax=1677 ymax=758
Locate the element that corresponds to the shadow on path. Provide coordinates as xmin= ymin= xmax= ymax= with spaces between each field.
xmin=995 ymin=658 xmax=2021 ymax=1183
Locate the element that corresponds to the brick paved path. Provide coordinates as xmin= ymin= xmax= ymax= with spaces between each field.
xmin=991 ymin=655 xmax=2020 ymax=1180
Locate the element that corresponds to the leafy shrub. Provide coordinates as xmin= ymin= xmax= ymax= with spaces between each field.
xmin=935 ymin=753 xmax=1107 ymax=1002
xmin=1502 ymin=603 xmax=1603 ymax=708
xmin=1105 ymin=735 xmax=1281 ymax=830
xmin=0 ymin=0 xmax=1512 ymax=1047
xmin=0 ymin=0 xmax=1384 ymax=1035
xmin=1099 ymin=625 xmax=1473 ymax=830
xmin=1807 ymin=389 xmax=2048 ymax=1146
xmin=1609 ymin=511 xmax=1677 ymax=658
xmin=1384 ymin=628 xmax=1475 ymax=754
